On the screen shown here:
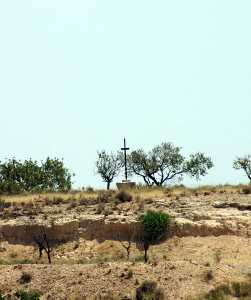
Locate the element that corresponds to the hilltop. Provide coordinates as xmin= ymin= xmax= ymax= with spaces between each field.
xmin=1 ymin=185 xmax=251 ymax=299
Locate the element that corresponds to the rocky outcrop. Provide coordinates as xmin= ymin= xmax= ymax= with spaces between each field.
xmin=1 ymin=214 xmax=251 ymax=245
xmin=2 ymin=196 xmax=251 ymax=245
xmin=0 ymin=220 xmax=79 ymax=244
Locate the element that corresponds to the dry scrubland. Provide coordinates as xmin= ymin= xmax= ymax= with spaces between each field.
xmin=1 ymin=185 xmax=251 ymax=299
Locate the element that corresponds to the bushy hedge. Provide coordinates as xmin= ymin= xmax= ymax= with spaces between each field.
xmin=0 ymin=158 xmax=73 ymax=194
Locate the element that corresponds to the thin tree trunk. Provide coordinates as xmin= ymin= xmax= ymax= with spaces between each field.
xmin=144 ymin=248 xmax=148 ymax=263
xmin=39 ymin=247 xmax=43 ymax=258
xmin=107 ymin=181 xmax=111 ymax=190
xmin=46 ymin=250 xmax=51 ymax=264
xmin=143 ymin=242 xmax=149 ymax=263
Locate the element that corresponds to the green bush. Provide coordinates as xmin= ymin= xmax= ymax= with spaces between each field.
xmin=0 ymin=199 xmax=11 ymax=211
xmin=115 ymin=190 xmax=133 ymax=203
xmin=242 ymin=186 xmax=251 ymax=195
xmin=140 ymin=211 xmax=171 ymax=243
xmin=15 ymin=290 xmax=41 ymax=300
xmin=191 ymin=280 xmax=251 ymax=300
xmin=136 ymin=280 xmax=165 ymax=300
xmin=0 ymin=157 xmax=73 ymax=194
xmin=139 ymin=211 xmax=171 ymax=262
xmin=19 ymin=272 xmax=32 ymax=284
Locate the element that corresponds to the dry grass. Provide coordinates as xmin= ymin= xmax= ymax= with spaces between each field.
xmin=2 ymin=184 xmax=243 ymax=205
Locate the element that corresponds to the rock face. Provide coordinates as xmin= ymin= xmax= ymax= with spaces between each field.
xmin=0 ymin=216 xmax=140 ymax=245
xmin=0 ymin=220 xmax=79 ymax=244
xmin=2 ymin=194 xmax=251 ymax=245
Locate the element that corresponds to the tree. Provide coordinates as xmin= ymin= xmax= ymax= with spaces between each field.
xmin=41 ymin=157 xmax=72 ymax=192
xmin=138 ymin=211 xmax=171 ymax=262
xmin=233 ymin=155 xmax=251 ymax=181
xmin=0 ymin=157 xmax=73 ymax=194
xmin=33 ymin=226 xmax=52 ymax=264
xmin=96 ymin=151 xmax=122 ymax=190
xmin=128 ymin=142 xmax=213 ymax=186
xmin=116 ymin=227 xmax=136 ymax=260
xmin=0 ymin=158 xmax=27 ymax=193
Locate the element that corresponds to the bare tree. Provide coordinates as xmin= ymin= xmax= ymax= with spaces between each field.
xmin=33 ymin=226 xmax=52 ymax=264
xmin=119 ymin=240 xmax=132 ymax=260
xmin=96 ymin=151 xmax=122 ymax=190
xmin=116 ymin=226 xmax=137 ymax=260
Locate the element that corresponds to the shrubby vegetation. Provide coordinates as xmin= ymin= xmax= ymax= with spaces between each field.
xmin=191 ymin=279 xmax=251 ymax=300
xmin=0 ymin=290 xmax=41 ymax=300
xmin=96 ymin=142 xmax=213 ymax=189
xmin=136 ymin=280 xmax=165 ymax=300
xmin=138 ymin=211 xmax=171 ymax=262
xmin=0 ymin=157 xmax=73 ymax=194
xmin=128 ymin=143 xmax=213 ymax=186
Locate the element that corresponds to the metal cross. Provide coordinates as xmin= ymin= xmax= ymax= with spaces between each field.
xmin=121 ymin=138 xmax=130 ymax=181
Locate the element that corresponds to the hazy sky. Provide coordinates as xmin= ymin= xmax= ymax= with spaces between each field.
xmin=1 ymin=1 xmax=251 ymax=188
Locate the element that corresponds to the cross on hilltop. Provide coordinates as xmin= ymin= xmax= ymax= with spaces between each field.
xmin=121 ymin=138 xmax=129 ymax=181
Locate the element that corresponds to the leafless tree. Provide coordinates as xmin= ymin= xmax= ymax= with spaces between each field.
xmin=116 ymin=227 xmax=137 ymax=260
xmin=33 ymin=226 xmax=52 ymax=264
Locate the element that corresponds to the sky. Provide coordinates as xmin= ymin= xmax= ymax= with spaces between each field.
xmin=0 ymin=1 xmax=251 ymax=188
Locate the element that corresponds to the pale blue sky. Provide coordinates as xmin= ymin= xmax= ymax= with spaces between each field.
xmin=0 ymin=1 xmax=251 ymax=188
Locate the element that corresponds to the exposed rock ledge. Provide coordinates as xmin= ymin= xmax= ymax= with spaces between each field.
xmin=1 ymin=214 xmax=251 ymax=245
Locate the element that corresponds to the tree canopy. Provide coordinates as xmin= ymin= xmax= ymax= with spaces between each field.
xmin=138 ymin=211 xmax=171 ymax=262
xmin=233 ymin=155 xmax=251 ymax=181
xmin=0 ymin=157 xmax=73 ymax=194
xmin=96 ymin=151 xmax=122 ymax=189
xmin=127 ymin=142 xmax=213 ymax=186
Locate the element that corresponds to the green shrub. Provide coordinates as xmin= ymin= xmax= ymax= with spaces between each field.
xmin=140 ymin=211 xmax=171 ymax=243
xmin=14 ymin=259 xmax=34 ymax=265
xmin=191 ymin=281 xmax=251 ymax=300
xmin=242 ymin=186 xmax=251 ymax=195
xmin=135 ymin=280 xmax=165 ymax=300
xmin=19 ymin=272 xmax=32 ymax=284
xmin=86 ymin=186 xmax=94 ymax=192
xmin=97 ymin=191 xmax=113 ymax=203
xmin=0 ymin=199 xmax=10 ymax=210
xmin=115 ymin=190 xmax=133 ymax=203
xmin=231 ymin=281 xmax=251 ymax=297
xmin=138 ymin=211 xmax=171 ymax=262
xmin=15 ymin=290 xmax=41 ymax=300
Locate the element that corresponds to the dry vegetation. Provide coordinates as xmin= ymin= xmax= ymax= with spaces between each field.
xmin=1 ymin=184 xmax=251 ymax=299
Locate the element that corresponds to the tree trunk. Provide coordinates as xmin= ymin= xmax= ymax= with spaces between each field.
xmin=46 ymin=250 xmax=51 ymax=264
xmin=39 ymin=247 xmax=43 ymax=258
xmin=143 ymin=242 xmax=149 ymax=263
xmin=107 ymin=181 xmax=111 ymax=190
xmin=144 ymin=248 xmax=148 ymax=263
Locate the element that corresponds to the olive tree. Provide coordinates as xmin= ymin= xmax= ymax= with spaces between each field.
xmin=233 ymin=155 xmax=251 ymax=181
xmin=96 ymin=151 xmax=122 ymax=190
xmin=138 ymin=211 xmax=171 ymax=262
xmin=128 ymin=142 xmax=213 ymax=186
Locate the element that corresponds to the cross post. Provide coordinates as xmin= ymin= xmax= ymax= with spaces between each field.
xmin=121 ymin=138 xmax=130 ymax=181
